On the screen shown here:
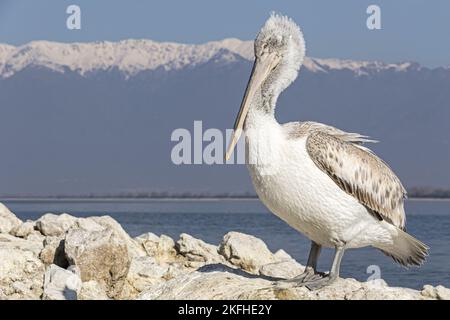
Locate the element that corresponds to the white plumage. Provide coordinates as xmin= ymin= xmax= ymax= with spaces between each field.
xmin=225 ymin=14 xmax=428 ymax=289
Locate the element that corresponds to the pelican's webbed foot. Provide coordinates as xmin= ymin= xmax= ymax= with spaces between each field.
xmin=301 ymin=273 xmax=338 ymax=290
xmin=300 ymin=245 xmax=345 ymax=290
xmin=276 ymin=271 xmax=337 ymax=290
xmin=275 ymin=245 xmax=345 ymax=291
xmin=274 ymin=267 xmax=325 ymax=286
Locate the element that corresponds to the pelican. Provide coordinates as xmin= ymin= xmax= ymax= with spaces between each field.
xmin=225 ymin=14 xmax=428 ymax=289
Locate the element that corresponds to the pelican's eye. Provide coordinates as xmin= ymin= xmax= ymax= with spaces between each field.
xmin=268 ymin=36 xmax=284 ymax=50
xmin=275 ymin=34 xmax=283 ymax=44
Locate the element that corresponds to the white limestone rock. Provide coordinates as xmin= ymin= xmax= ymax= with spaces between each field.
xmin=26 ymin=230 xmax=46 ymax=242
xmin=73 ymin=217 xmax=105 ymax=232
xmin=42 ymin=264 xmax=81 ymax=300
xmin=0 ymin=233 xmax=43 ymax=256
xmin=137 ymin=266 xmax=430 ymax=300
xmin=135 ymin=232 xmax=177 ymax=261
xmin=176 ymin=233 xmax=224 ymax=264
xmin=0 ymin=232 xmax=45 ymax=298
xmin=89 ymin=215 xmax=146 ymax=258
xmin=1 ymin=210 xmax=448 ymax=301
xmin=64 ymin=227 xmax=130 ymax=299
xmin=421 ymin=284 xmax=450 ymax=300
xmin=39 ymin=235 xmax=68 ymax=267
xmin=0 ymin=245 xmax=45 ymax=299
xmin=120 ymin=256 xmax=170 ymax=299
xmin=10 ymin=221 xmax=36 ymax=238
xmin=259 ymin=260 xmax=305 ymax=279
xmin=218 ymin=232 xmax=277 ymax=273
xmin=0 ymin=203 xmax=22 ymax=234
xmin=78 ymin=280 xmax=109 ymax=300
xmin=36 ymin=213 xmax=77 ymax=237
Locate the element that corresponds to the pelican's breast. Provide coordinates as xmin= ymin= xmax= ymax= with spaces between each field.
xmin=245 ymin=123 xmax=368 ymax=247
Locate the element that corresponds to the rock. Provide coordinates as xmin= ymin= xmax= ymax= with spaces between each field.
xmin=73 ymin=218 xmax=105 ymax=232
xmin=0 ymin=233 xmax=45 ymax=299
xmin=89 ymin=216 xmax=146 ymax=258
xmin=0 ymin=203 xmax=22 ymax=234
xmin=218 ymin=232 xmax=277 ymax=273
xmin=274 ymin=249 xmax=294 ymax=261
xmin=25 ymin=230 xmax=45 ymax=242
xmin=0 ymin=247 xmax=45 ymax=299
xmin=39 ymin=236 xmax=68 ymax=267
xmin=64 ymin=227 xmax=130 ymax=299
xmin=421 ymin=285 xmax=436 ymax=299
xmin=36 ymin=213 xmax=77 ymax=237
xmin=10 ymin=221 xmax=35 ymax=238
xmin=259 ymin=260 xmax=305 ymax=279
xmin=134 ymin=232 xmax=159 ymax=255
xmin=35 ymin=214 xmax=144 ymax=266
xmin=137 ymin=265 xmax=428 ymax=300
xmin=78 ymin=280 xmax=109 ymax=300
xmin=135 ymin=233 xmax=176 ymax=261
xmin=42 ymin=264 xmax=81 ymax=300
xmin=435 ymin=286 xmax=450 ymax=300
xmin=2 ymin=210 xmax=449 ymax=301
xmin=128 ymin=256 xmax=169 ymax=283
xmin=159 ymin=235 xmax=177 ymax=255
xmin=259 ymin=248 xmax=305 ymax=279
xmin=135 ymin=232 xmax=160 ymax=243
xmin=163 ymin=262 xmax=189 ymax=280
xmin=0 ymin=233 xmax=43 ymax=256
xmin=137 ymin=266 xmax=274 ymax=300
xmin=120 ymin=256 xmax=170 ymax=299
xmin=421 ymin=284 xmax=450 ymax=300
xmin=176 ymin=233 xmax=224 ymax=264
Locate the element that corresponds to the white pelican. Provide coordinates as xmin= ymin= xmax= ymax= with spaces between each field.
xmin=225 ymin=14 xmax=428 ymax=289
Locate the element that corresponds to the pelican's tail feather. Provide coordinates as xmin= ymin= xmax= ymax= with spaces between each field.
xmin=378 ymin=228 xmax=429 ymax=267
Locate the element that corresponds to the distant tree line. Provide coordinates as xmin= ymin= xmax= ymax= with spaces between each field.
xmin=0 ymin=191 xmax=258 ymax=199
xmin=2 ymin=187 xmax=450 ymax=199
xmin=407 ymin=187 xmax=450 ymax=199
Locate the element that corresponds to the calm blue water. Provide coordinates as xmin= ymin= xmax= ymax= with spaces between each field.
xmin=3 ymin=199 xmax=450 ymax=289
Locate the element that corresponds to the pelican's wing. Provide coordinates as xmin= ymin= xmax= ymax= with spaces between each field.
xmin=305 ymin=129 xmax=407 ymax=230
xmin=285 ymin=121 xmax=377 ymax=146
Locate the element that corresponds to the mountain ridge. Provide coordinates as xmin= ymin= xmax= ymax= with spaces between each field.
xmin=0 ymin=38 xmax=442 ymax=79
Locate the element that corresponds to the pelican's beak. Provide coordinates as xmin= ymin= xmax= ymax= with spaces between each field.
xmin=225 ymin=52 xmax=280 ymax=161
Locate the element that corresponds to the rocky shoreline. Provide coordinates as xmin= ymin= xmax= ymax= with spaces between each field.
xmin=1 ymin=202 xmax=449 ymax=300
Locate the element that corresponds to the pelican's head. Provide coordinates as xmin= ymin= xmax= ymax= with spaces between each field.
xmin=254 ymin=14 xmax=305 ymax=90
xmin=225 ymin=14 xmax=305 ymax=160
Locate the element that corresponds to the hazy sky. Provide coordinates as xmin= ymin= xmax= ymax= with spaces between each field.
xmin=0 ymin=0 xmax=449 ymax=67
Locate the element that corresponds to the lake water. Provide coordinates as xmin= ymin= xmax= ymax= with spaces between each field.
xmin=3 ymin=198 xmax=450 ymax=289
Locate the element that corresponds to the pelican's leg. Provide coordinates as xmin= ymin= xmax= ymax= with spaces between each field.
xmin=280 ymin=241 xmax=323 ymax=283
xmin=302 ymin=245 xmax=345 ymax=290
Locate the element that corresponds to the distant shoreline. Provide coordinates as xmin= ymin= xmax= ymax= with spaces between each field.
xmin=0 ymin=197 xmax=260 ymax=202
xmin=1 ymin=197 xmax=450 ymax=202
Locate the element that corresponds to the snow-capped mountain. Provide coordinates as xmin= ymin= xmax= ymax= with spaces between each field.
xmin=0 ymin=38 xmax=424 ymax=78
xmin=0 ymin=38 xmax=449 ymax=196
xmin=0 ymin=39 xmax=252 ymax=78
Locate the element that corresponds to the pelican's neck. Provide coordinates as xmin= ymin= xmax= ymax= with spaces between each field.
xmin=245 ymin=58 xmax=301 ymax=129
xmin=244 ymin=94 xmax=284 ymax=175
xmin=244 ymin=81 xmax=282 ymax=130
xmin=245 ymin=103 xmax=277 ymax=130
